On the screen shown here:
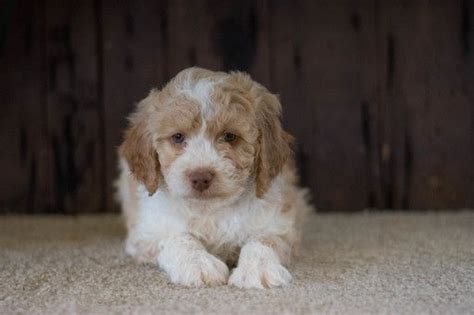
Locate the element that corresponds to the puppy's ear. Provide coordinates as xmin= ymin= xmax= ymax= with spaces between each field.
xmin=120 ymin=97 xmax=161 ymax=196
xmin=255 ymin=92 xmax=293 ymax=198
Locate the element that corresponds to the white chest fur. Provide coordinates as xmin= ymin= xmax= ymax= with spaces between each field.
xmin=131 ymin=175 xmax=291 ymax=263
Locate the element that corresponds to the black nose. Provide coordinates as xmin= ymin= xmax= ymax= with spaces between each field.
xmin=188 ymin=169 xmax=215 ymax=192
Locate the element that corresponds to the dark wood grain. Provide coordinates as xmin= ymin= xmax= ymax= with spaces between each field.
xmin=101 ymin=0 xmax=167 ymax=211
xmin=378 ymin=0 xmax=474 ymax=209
xmin=44 ymin=0 xmax=104 ymax=213
xmin=0 ymin=0 xmax=473 ymax=213
xmin=270 ymin=0 xmax=377 ymax=211
xmin=207 ymin=0 xmax=271 ymax=84
xmin=0 ymin=0 xmax=52 ymax=213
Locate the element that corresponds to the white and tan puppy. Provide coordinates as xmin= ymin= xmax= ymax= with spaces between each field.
xmin=116 ymin=67 xmax=311 ymax=288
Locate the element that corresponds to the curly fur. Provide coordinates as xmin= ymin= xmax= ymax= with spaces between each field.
xmin=116 ymin=67 xmax=312 ymax=288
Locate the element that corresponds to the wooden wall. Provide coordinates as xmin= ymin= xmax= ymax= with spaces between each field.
xmin=1 ymin=0 xmax=473 ymax=213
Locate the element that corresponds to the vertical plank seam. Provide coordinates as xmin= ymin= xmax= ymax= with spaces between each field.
xmin=373 ymin=0 xmax=386 ymax=209
xmin=94 ymin=0 xmax=106 ymax=212
xmin=39 ymin=0 xmax=50 ymax=212
xmin=265 ymin=0 xmax=274 ymax=90
xmin=160 ymin=0 xmax=170 ymax=82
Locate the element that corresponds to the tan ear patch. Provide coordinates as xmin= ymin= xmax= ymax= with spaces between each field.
xmin=255 ymin=93 xmax=293 ymax=198
xmin=120 ymin=112 xmax=161 ymax=196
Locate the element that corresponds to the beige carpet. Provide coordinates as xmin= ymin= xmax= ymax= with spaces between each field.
xmin=1 ymin=212 xmax=473 ymax=314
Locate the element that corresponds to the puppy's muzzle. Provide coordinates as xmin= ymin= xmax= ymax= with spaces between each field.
xmin=188 ymin=169 xmax=215 ymax=192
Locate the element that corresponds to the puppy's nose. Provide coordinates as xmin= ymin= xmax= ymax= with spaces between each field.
xmin=188 ymin=169 xmax=215 ymax=192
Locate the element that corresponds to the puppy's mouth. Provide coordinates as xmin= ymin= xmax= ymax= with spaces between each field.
xmin=184 ymin=185 xmax=232 ymax=201
xmin=187 ymin=190 xmax=227 ymax=201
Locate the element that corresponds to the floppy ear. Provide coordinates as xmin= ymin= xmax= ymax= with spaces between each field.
xmin=119 ymin=100 xmax=161 ymax=196
xmin=255 ymin=92 xmax=293 ymax=198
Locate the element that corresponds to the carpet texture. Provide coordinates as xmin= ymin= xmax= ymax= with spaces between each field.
xmin=1 ymin=212 xmax=473 ymax=314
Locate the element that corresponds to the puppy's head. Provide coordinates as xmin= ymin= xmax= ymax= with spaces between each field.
xmin=120 ymin=67 xmax=292 ymax=202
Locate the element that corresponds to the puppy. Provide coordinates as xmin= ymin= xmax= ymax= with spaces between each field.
xmin=116 ymin=67 xmax=311 ymax=288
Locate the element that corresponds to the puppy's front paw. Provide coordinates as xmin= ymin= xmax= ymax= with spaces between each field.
xmin=229 ymin=262 xmax=292 ymax=289
xmin=167 ymin=251 xmax=229 ymax=287
xmin=125 ymin=238 xmax=158 ymax=264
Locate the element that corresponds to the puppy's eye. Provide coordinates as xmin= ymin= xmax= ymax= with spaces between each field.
xmin=171 ymin=133 xmax=185 ymax=144
xmin=223 ymin=132 xmax=237 ymax=143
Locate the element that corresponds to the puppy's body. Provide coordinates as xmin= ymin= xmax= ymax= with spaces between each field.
xmin=117 ymin=68 xmax=311 ymax=288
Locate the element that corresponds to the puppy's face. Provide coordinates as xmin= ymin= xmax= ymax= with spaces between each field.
xmin=121 ymin=68 xmax=291 ymax=203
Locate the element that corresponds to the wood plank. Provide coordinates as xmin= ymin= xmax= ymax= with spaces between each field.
xmin=44 ymin=0 xmax=104 ymax=213
xmin=102 ymin=0 xmax=167 ymax=211
xmin=375 ymin=0 xmax=416 ymax=209
xmin=166 ymin=0 xmax=269 ymax=82
xmin=378 ymin=0 xmax=474 ymax=209
xmin=270 ymin=0 xmax=377 ymax=211
xmin=165 ymin=0 xmax=218 ymax=75
xmin=207 ymin=0 xmax=270 ymax=84
xmin=0 ymin=0 xmax=52 ymax=213
xmin=3 ymin=0 xmax=472 ymax=213
xmin=267 ymin=0 xmax=309 ymax=186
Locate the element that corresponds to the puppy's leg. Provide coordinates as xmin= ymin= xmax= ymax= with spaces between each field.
xmin=229 ymin=239 xmax=292 ymax=289
xmin=158 ymin=235 xmax=229 ymax=287
xmin=125 ymin=234 xmax=159 ymax=264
